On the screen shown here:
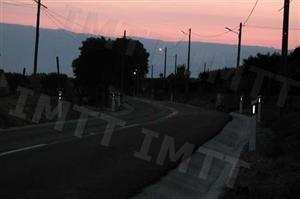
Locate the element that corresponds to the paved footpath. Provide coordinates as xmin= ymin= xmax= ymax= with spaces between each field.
xmin=133 ymin=113 xmax=256 ymax=199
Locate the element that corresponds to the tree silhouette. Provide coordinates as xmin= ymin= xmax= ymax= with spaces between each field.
xmin=72 ymin=37 xmax=149 ymax=104
xmin=175 ymin=65 xmax=187 ymax=80
xmin=243 ymin=46 xmax=300 ymax=80
xmin=114 ymin=38 xmax=149 ymax=91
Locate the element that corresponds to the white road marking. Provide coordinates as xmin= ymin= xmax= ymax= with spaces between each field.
xmin=0 ymin=144 xmax=47 ymax=157
xmin=0 ymin=100 xmax=178 ymax=157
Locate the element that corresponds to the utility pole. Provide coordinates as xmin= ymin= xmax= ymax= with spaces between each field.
xmin=187 ymin=28 xmax=191 ymax=74
xmin=282 ymin=0 xmax=290 ymax=75
xmin=151 ymin=65 xmax=154 ymax=79
xmin=55 ymin=56 xmax=62 ymax=118
xmin=236 ymin=22 xmax=243 ymax=68
xmin=56 ymin=56 xmax=60 ymax=75
xmin=121 ymin=30 xmax=126 ymax=94
xmin=164 ymin=47 xmax=167 ymax=79
xmin=22 ymin=68 xmax=26 ymax=76
xmin=280 ymin=0 xmax=290 ymax=116
xmin=185 ymin=28 xmax=191 ymax=100
xmin=33 ymin=0 xmax=42 ymax=75
xmin=150 ymin=65 xmax=154 ymax=98
xmin=174 ymin=54 xmax=178 ymax=75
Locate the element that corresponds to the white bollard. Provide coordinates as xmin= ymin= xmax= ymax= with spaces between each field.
xmin=239 ymin=96 xmax=243 ymax=114
xmin=58 ymin=90 xmax=63 ymax=119
xmin=252 ymin=104 xmax=256 ymax=116
xmin=111 ymin=93 xmax=116 ymax=112
xmin=117 ymin=92 xmax=121 ymax=110
xmin=216 ymin=93 xmax=222 ymax=109
xmin=257 ymin=95 xmax=262 ymax=122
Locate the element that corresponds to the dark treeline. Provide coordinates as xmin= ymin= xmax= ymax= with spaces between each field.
xmin=1 ymin=41 xmax=299 ymax=110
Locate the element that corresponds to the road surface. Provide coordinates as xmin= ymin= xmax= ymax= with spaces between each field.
xmin=0 ymin=98 xmax=230 ymax=199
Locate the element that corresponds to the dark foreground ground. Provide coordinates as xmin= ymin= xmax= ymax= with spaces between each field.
xmin=0 ymin=98 xmax=230 ymax=199
xmin=223 ymin=110 xmax=300 ymax=199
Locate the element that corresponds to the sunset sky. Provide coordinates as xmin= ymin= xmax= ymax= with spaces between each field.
xmin=1 ymin=0 xmax=299 ymax=48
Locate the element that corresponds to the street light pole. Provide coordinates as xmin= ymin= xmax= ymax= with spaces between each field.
xmin=164 ymin=47 xmax=167 ymax=79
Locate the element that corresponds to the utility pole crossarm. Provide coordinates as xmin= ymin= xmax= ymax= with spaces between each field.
xmin=33 ymin=0 xmax=47 ymax=9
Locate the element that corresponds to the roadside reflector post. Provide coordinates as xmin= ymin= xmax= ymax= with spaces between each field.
xmin=239 ymin=95 xmax=243 ymax=114
xmin=257 ymin=95 xmax=262 ymax=122
xmin=111 ymin=92 xmax=116 ymax=112
xmin=58 ymin=90 xmax=63 ymax=119
xmin=117 ymin=92 xmax=121 ymax=110
xmin=215 ymin=93 xmax=222 ymax=109
xmin=252 ymin=104 xmax=256 ymax=116
xmin=170 ymin=92 xmax=174 ymax=103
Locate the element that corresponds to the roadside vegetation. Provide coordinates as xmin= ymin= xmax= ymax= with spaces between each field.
xmin=220 ymin=47 xmax=300 ymax=199
xmin=0 ymin=36 xmax=149 ymax=129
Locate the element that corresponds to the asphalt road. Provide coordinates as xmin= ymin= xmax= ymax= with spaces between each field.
xmin=0 ymin=98 xmax=230 ymax=199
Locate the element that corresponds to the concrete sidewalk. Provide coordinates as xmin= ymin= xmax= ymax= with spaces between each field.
xmin=133 ymin=113 xmax=256 ymax=199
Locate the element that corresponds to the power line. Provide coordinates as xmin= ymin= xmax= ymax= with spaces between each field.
xmin=246 ymin=24 xmax=300 ymax=30
xmin=193 ymin=31 xmax=230 ymax=38
xmin=192 ymin=0 xmax=259 ymax=39
xmin=43 ymin=9 xmax=83 ymax=43
xmin=243 ymin=0 xmax=259 ymax=25
xmin=2 ymin=1 xmax=34 ymax=8
xmin=43 ymin=4 xmax=184 ymax=52
xmin=45 ymin=8 xmax=85 ymax=30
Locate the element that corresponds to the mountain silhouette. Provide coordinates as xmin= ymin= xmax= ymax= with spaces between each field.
xmin=0 ymin=23 xmax=276 ymax=77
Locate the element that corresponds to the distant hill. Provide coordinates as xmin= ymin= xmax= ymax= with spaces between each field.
xmin=0 ymin=23 xmax=277 ymax=77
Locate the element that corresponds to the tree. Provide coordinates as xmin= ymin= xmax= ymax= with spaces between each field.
xmin=113 ymin=38 xmax=149 ymax=92
xmin=72 ymin=37 xmax=115 ymax=98
xmin=243 ymin=47 xmax=300 ymax=79
xmin=72 ymin=37 xmax=149 ymax=104
xmin=175 ymin=65 xmax=187 ymax=80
